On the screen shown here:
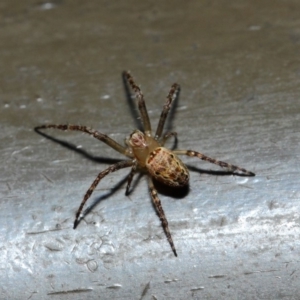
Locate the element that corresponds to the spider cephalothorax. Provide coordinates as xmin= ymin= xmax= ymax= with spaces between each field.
xmin=127 ymin=130 xmax=189 ymax=187
xmin=35 ymin=71 xmax=255 ymax=257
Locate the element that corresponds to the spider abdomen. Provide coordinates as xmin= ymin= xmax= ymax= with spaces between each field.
xmin=146 ymin=147 xmax=189 ymax=187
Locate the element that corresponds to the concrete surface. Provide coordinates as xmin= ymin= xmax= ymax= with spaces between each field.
xmin=1 ymin=0 xmax=300 ymax=299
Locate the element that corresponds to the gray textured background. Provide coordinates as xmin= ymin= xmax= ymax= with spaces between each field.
xmin=1 ymin=1 xmax=300 ymax=299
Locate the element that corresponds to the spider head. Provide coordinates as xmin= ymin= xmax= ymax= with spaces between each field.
xmin=128 ymin=130 xmax=147 ymax=149
xmin=127 ymin=130 xmax=160 ymax=167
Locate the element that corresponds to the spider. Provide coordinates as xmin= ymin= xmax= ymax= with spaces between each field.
xmin=35 ymin=71 xmax=255 ymax=257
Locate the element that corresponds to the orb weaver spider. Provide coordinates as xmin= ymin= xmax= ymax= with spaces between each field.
xmin=35 ymin=71 xmax=255 ymax=257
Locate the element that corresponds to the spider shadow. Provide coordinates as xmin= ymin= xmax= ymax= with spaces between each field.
xmin=88 ymin=172 xmax=145 ymax=211
xmin=81 ymin=171 xmax=187 ymax=230
xmin=144 ymin=161 xmax=252 ymax=202
xmin=80 ymin=174 xmax=130 ymax=226
xmin=74 ymin=163 xmax=250 ymax=228
xmin=34 ymin=127 xmax=121 ymax=165
xmin=35 ymin=127 xmax=135 ymax=228
xmin=152 ymin=179 xmax=189 ymax=199
xmin=35 ymin=127 xmax=182 ymax=227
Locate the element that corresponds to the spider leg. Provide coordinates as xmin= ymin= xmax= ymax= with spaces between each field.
xmin=73 ymin=160 xmax=134 ymax=229
xmin=35 ymin=124 xmax=131 ymax=157
xmin=148 ymin=177 xmax=177 ymax=257
xmin=174 ymin=150 xmax=255 ymax=176
xmin=123 ymin=71 xmax=152 ymax=136
xmin=125 ymin=162 xmax=138 ymax=195
xmin=155 ymin=83 xmax=180 ymax=140
xmin=160 ymin=131 xmax=177 ymax=147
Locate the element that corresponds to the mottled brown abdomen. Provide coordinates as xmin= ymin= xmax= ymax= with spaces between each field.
xmin=146 ymin=147 xmax=189 ymax=187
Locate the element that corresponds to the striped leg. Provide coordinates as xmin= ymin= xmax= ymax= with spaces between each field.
xmin=123 ymin=71 xmax=152 ymax=136
xmin=160 ymin=131 xmax=177 ymax=146
xmin=125 ymin=163 xmax=137 ymax=195
xmin=155 ymin=83 xmax=180 ymax=140
xmin=35 ymin=124 xmax=129 ymax=156
xmin=148 ymin=177 xmax=177 ymax=257
xmin=74 ymin=160 xmax=134 ymax=229
xmin=174 ymin=150 xmax=255 ymax=176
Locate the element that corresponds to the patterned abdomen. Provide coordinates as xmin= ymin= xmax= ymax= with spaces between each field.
xmin=146 ymin=147 xmax=189 ymax=187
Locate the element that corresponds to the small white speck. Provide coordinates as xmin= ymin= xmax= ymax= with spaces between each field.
xmin=249 ymin=25 xmax=261 ymax=31
xmin=177 ymin=105 xmax=187 ymax=111
xmin=52 ymin=159 xmax=69 ymax=164
xmin=39 ymin=2 xmax=56 ymax=10
xmin=191 ymin=286 xmax=205 ymax=291
xmin=4 ymin=104 xmax=9 ymax=108
xmin=106 ymin=284 xmax=122 ymax=289
xmin=101 ymin=94 xmax=110 ymax=100
xmin=236 ymin=177 xmax=249 ymax=184
xmin=20 ymin=104 xmax=26 ymax=109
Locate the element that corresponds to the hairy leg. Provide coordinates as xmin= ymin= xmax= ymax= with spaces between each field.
xmin=155 ymin=83 xmax=180 ymax=140
xmin=123 ymin=71 xmax=152 ymax=136
xmin=174 ymin=150 xmax=255 ymax=176
xmin=35 ymin=124 xmax=130 ymax=157
xmin=125 ymin=163 xmax=138 ymax=195
xmin=74 ymin=160 xmax=134 ymax=228
xmin=160 ymin=131 xmax=177 ymax=146
xmin=148 ymin=177 xmax=177 ymax=257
